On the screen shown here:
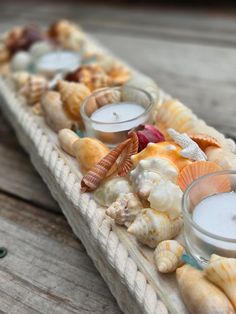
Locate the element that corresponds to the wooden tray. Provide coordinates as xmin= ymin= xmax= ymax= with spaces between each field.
xmin=0 ymin=32 xmax=235 ymax=314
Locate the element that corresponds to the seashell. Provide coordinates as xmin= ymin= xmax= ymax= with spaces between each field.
xmin=148 ymin=179 xmax=183 ymax=220
xmin=41 ymin=91 xmax=76 ymax=132
xmin=11 ymin=71 xmax=30 ymax=89
xmin=135 ymin=124 xmax=165 ymax=151
xmin=0 ymin=44 xmax=10 ymax=64
xmin=107 ymin=63 xmax=131 ymax=86
xmin=22 ymin=75 xmax=48 ymax=105
xmin=128 ymin=208 xmax=183 ymax=248
xmin=206 ymin=146 xmax=236 ymax=170
xmin=154 ymin=240 xmax=185 ymax=273
xmin=32 ymin=102 xmax=43 ymax=116
xmin=94 ymin=177 xmax=133 ymax=207
xmin=130 ymin=157 xmax=179 ymax=199
xmin=106 ymin=192 xmax=143 ymax=227
xmin=81 ymin=138 xmax=131 ymax=192
xmin=132 ymin=141 xmax=192 ymax=171
xmin=57 ymin=80 xmax=91 ymax=123
xmin=29 ymin=40 xmax=53 ymax=61
xmin=11 ymin=51 xmax=31 ymax=72
xmin=168 ymin=128 xmax=207 ymax=161
xmin=177 ymin=161 xmax=226 ymax=192
xmin=58 ymin=128 xmax=79 ymax=156
xmin=205 ymin=254 xmax=236 ymax=309
xmin=65 ymin=64 xmax=112 ymax=91
xmin=189 ymin=133 xmax=221 ymax=151
xmin=177 ymin=264 xmax=235 ymax=314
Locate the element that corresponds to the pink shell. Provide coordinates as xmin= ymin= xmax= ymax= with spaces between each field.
xmin=136 ymin=125 xmax=165 ymax=151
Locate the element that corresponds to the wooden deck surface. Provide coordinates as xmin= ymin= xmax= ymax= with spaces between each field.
xmin=0 ymin=2 xmax=236 ymax=313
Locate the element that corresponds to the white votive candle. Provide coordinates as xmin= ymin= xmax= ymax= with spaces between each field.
xmin=90 ymin=102 xmax=146 ymax=132
xmin=193 ymin=192 xmax=236 ymax=255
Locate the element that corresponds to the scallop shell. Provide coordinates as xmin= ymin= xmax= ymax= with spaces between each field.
xmin=41 ymin=91 xmax=76 ymax=132
xmin=73 ymin=136 xmax=110 ymax=172
xmin=58 ymin=128 xmax=79 ymax=156
xmin=106 ymin=193 xmax=142 ymax=227
xmin=206 ymin=147 xmax=236 ymax=170
xmin=177 ymin=161 xmax=230 ymax=192
xmin=22 ymin=75 xmax=48 ymax=105
xmin=11 ymin=71 xmax=30 ymax=90
xmin=205 ymin=254 xmax=236 ymax=309
xmin=177 ymin=265 xmax=235 ymax=314
xmin=189 ymin=133 xmax=221 ymax=151
xmin=57 ymin=80 xmax=90 ymax=123
xmin=154 ymin=240 xmax=185 ymax=273
xmin=148 ymin=180 xmax=183 ymax=220
xmin=130 ymin=157 xmax=179 ymax=200
xmin=94 ymin=177 xmax=133 ymax=207
xmin=11 ymin=51 xmax=31 ymax=72
xmin=127 ymin=208 xmax=183 ymax=248
xmin=81 ymin=138 xmax=131 ymax=192
xmin=131 ymin=141 xmax=192 ymax=171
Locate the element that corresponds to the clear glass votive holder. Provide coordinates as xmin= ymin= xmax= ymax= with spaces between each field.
xmin=80 ymin=86 xmax=155 ymax=146
xmin=182 ymin=170 xmax=236 ymax=267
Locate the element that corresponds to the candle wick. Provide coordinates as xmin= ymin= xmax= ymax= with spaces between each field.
xmin=113 ymin=112 xmax=119 ymax=119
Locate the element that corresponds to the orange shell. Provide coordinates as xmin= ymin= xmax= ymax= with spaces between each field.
xmin=189 ymin=134 xmax=221 ymax=151
xmin=177 ymin=161 xmax=231 ymax=192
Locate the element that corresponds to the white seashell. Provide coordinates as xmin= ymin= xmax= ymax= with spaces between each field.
xmin=106 ymin=193 xmax=143 ymax=227
xmin=22 ymin=75 xmax=48 ymax=105
xmin=11 ymin=51 xmax=31 ymax=72
xmin=11 ymin=71 xmax=30 ymax=90
xmin=206 ymin=147 xmax=236 ymax=170
xmin=130 ymin=157 xmax=178 ymax=199
xmin=168 ymin=128 xmax=207 ymax=161
xmin=128 ymin=208 xmax=183 ymax=248
xmin=154 ymin=240 xmax=185 ymax=273
xmin=94 ymin=177 xmax=133 ymax=207
xmin=148 ymin=180 xmax=183 ymax=220
xmin=30 ymin=41 xmax=53 ymax=61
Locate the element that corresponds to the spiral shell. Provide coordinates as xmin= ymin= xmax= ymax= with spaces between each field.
xmin=128 ymin=208 xmax=183 ymax=248
xmin=57 ymin=80 xmax=90 ymax=123
xmin=22 ymin=75 xmax=48 ymax=105
xmin=177 ymin=265 xmax=235 ymax=314
xmin=205 ymin=254 xmax=236 ymax=309
xmin=11 ymin=71 xmax=30 ymax=90
xmin=154 ymin=240 xmax=185 ymax=273
xmin=106 ymin=193 xmax=142 ymax=227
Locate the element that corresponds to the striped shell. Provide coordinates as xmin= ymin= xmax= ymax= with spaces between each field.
xmin=81 ymin=138 xmax=131 ymax=192
xmin=57 ymin=80 xmax=90 ymax=123
xmin=154 ymin=240 xmax=185 ymax=273
xmin=189 ymin=133 xmax=221 ymax=151
xmin=127 ymin=208 xmax=183 ymax=248
xmin=22 ymin=75 xmax=48 ymax=105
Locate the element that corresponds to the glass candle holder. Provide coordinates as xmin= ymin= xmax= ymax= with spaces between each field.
xmin=182 ymin=170 xmax=236 ymax=267
xmin=80 ymin=86 xmax=155 ymax=146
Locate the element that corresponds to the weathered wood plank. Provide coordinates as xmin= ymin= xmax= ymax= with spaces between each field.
xmin=0 ymin=192 xmax=121 ymax=314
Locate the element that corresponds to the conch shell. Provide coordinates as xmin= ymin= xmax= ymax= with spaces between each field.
xmin=154 ymin=240 xmax=185 ymax=273
xmin=106 ymin=193 xmax=143 ymax=227
xmin=205 ymin=147 xmax=236 ymax=170
xmin=94 ymin=177 xmax=133 ymax=207
xmin=130 ymin=157 xmax=178 ymax=200
xmin=41 ymin=93 xmax=76 ymax=132
xmin=128 ymin=208 xmax=183 ymax=248
xmin=205 ymin=254 xmax=236 ymax=309
xmin=57 ymin=80 xmax=91 ymax=124
xmin=177 ymin=264 xmax=235 ymax=314
xmin=131 ymin=141 xmax=192 ymax=171
xmin=148 ymin=180 xmax=183 ymax=220
xmin=22 ymin=75 xmax=48 ymax=105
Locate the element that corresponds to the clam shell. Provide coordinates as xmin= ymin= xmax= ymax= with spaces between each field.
xmin=204 ymin=254 xmax=236 ymax=310
xmin=154 ymin=240 xmax=185 ymax=273
xmin=189 ymin=133 xmax=221 ymax=151
xmin=177 ymin=161 xmax=230 ymax=192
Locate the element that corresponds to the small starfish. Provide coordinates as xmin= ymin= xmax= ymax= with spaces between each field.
xmin=167 ymin=128 xmax=207 ymax=161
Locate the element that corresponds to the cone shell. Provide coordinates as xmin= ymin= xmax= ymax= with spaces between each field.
xmin=106 ymin=193 xmax=142 ymax=227
xmin=81 ymin=138 xmax=131 ymax=192
xmin=206 ymin=147 xmax=236 ymax=170
xmin=205 ymin=254 xmax=236 ymax=310
xmin=127 ymin=208 xmax=183 ymax=248
xmin=177 ymin=161 xmax=231 ymax=192
xmin=57 ymin=80 xmax=90 ymax=123
xmin=41 ymin=91 xmax=76 ymax=132
xmin=189 ymin=133 xmax=221 ymax=151
xmin=131 ymin=141 xmax=192 ymax=171
xmin=177 ymin=265 xmax=235 ymax=314
xmin=22 ymin=75 xmax=48 ymax=105
xmin=154 ymin=240 xmax=185 ymax=273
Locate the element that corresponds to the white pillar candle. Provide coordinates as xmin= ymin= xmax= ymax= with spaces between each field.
xmin=90 ymin=102 xmax=146 ymax=132
xmin=193 ymin=192 xmax=236 ymax=255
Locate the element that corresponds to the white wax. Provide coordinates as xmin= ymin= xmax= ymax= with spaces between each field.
xmin=36 ymin=51 xmax=80 ymax=72
xmin=90 ymin=102 xmax=146 ymax=132
xmin=193 ymin=192 xmax=236 ymax=252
